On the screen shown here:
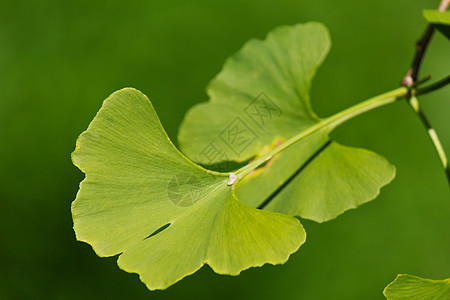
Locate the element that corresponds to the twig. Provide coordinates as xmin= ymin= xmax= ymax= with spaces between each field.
xmin=401 ymin=26 xmax=435 ymax=87
xmin=412 ymin=74 xmax=432 ymax=88
xmin=407 ymin=95 xmax=450 ymax=186
xmin=401 ymin=0 xmax=450 ymax=186
xmin=416 ymin=75 xmax=450 ymax=96
xmin=401 ymin=0 xmax=450 ymax=87
xmin=439 ymin=0 xmax=450 ymax=11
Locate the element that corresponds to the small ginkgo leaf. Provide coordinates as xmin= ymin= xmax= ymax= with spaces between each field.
xmin=423 ymin=10 xmax=450 ymax=40
xmin=178 ymin=22 xmax=395 ymax=223
xmin=72 ymin=88 xmax=305 ymax=290
xmin=383 ymin=274 xmax=450 ymax=300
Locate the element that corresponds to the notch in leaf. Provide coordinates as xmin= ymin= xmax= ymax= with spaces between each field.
xmin=71 ymin=88 xmax=305 ymax=290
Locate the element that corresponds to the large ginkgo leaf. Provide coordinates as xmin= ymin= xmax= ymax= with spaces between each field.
xmin=72 ymin=88 xmax=305 ymax=290
xmin=178 ymin=22 xmax=395 ymax=223
xmin=384 ymin=274 xmax=450 ymax=300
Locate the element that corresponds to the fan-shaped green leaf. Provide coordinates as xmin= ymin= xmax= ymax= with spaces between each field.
xmin=72 ymin=88 xmax=305 ymax=290
xmin=384 ymin=274 xmax=450 ymax=300
xmin=423 ymin=10 xmax=450 ymax=40
xmin=178 ymin=22 xmax=395 ymax=223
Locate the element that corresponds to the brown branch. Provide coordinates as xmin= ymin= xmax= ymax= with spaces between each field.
xmin=402 ymin=0 xmax=450 ymax=186
xmin=401 ymin=0 xmax=450 ymax=87
xmin=439 ymin=0 xmax=450 ymax=11
xmin=401 ymin=26 xmax=435 ymax=87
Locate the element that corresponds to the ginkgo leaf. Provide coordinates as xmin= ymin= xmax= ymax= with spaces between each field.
xmin=423 ymin=10 xmax=450 ymax=40
xmin=71 ymin=88 xmax=306 ymax=290
xmin=383 ymin=274 xmax=450 ymax=300
xmin=178 ymin=22 xmax=395 ymax=223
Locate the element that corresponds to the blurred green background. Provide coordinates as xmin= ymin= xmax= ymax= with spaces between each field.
xmin=1 ymin=0 xmax=449 ymax=299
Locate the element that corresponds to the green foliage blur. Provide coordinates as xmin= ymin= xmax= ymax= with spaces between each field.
xmin=1 ymin=0 xmax=448 ymax=299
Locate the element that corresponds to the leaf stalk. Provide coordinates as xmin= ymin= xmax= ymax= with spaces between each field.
xmin=235 ymin=87 xmax=409 ymax=180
